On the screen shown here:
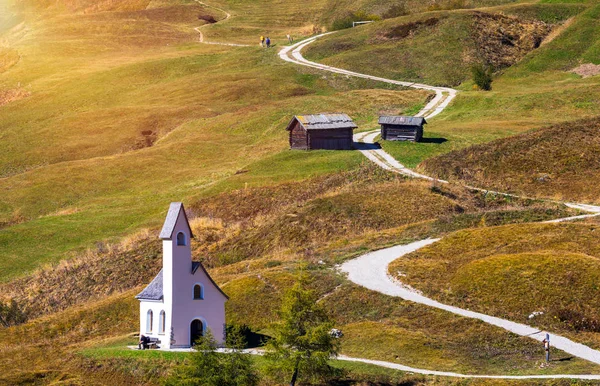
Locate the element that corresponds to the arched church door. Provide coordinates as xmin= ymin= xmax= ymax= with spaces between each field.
xmin=190 ymin=319 xmax=204 ymax=346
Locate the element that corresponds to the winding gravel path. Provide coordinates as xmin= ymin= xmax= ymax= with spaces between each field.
xmin=279 ymin=33 xmax=600 ymax=215
xmin=279 ymin=32 xmax=600 ymax=376
xmin=340 ymin=239 xmax=600 ymax=368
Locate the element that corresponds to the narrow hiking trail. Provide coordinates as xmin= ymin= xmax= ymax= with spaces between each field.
xmin=194 ymin=1 xmax=250 ymax=47
xmin=190 ymin=13 xmax=600 ymax=377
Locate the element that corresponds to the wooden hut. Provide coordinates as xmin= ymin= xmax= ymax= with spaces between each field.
xmin=286 ymin=113 xmax=357 ymax=150
xmin=379 ymin=116 xmax=426 ymax=142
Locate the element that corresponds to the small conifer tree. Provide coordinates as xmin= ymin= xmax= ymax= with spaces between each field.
xmin=265 ymin=274 xmax=340 ymax=386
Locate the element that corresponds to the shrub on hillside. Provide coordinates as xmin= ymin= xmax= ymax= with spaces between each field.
xmin=164 ymin=330 xmax=258 ymax=386
xmin=331 ymin=11 xmax=380 ymax=31
xmin=471 ymin=63 xmax=493 ymax=90
xmin=0 ymin=299 xmax=25 ymax=327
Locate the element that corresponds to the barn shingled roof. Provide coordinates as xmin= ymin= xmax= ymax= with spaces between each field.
xmin=378 ymin=116 xmax=427 ymax=126
xmin=287 ymin=113 xmax=358 ymax=131
xmin=159 ymin=202 xmax=195 ymax=240
xmin=136 ymin=269 xmax=163 ymax=301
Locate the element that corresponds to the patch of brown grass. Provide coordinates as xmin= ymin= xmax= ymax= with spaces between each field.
xmin=0 ymin=290 xmax=143 ymax=385
xmin=377 ymin=17 xmax=440 ymax=40
xmin=390 ymin=222 xmax=600 ymax=336
xmin=0 ymin=47 xmax=20 ymax=73
xmin=0 ymin=229 xmax=161 ymax=320
xmin=197 ymin=164 xmax=579 ymax=267
xmin=470 ymin=11 xmax=551 ymax=69
xmin=420 ymin=117 xmax=600 ymax=203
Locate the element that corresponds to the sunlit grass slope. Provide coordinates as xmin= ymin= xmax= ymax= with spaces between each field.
xmin=2 ymin=0 xmax=600 ymax=383
xmin=421 ymin=117 xmax=600 ymax=203
xmin=390 ymin=223 xmax=600 ymax=345
xmin=303 ymin=2 xmax=600 ymax=169
xmin=0 ymin=0 xmax=430 ymax=281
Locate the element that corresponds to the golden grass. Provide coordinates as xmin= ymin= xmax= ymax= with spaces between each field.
xmin=0 ymin=290 xmax=142 ymax=385
xmin=390 ymin=223 xmax=600 ymax=339
xmin=420 ymin=117 xmax=600 ymax=204
xmin=2 ymin=0 xmax=600 ymax=383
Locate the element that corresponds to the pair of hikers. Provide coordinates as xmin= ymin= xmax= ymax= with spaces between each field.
xmin=260 ymin=35 xmax=271 ymax=47
xmin=260 ymin=35 xmax=292 ymax=47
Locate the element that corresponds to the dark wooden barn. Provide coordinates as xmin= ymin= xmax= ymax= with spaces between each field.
xmin=286 ymin=113 xmax=357 ymax=150
xmin=379 ymin=116 xmax=426 ymax=142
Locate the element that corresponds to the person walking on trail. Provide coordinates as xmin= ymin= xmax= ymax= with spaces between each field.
xmin=287 ymin=34 xmax=293 ymax=44
xmin=266 ymin=37 xmax=271 ymax=48
xmin=543 ymin=334 xmax=550 ymax=362
xmin=260 ymin=35 xmax=265 ymax=47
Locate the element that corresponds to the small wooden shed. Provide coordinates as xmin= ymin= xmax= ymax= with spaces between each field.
xmin=379 ymin=116 xmax=426 ymax=142
xmin=286 ymin=113 xmax=357 ymax=150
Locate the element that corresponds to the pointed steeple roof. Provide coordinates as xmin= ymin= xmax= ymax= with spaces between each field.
xmin=159 ymin=202 xmax=195 ymax=240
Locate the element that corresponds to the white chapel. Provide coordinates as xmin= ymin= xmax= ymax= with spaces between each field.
xmin=136 ymin=202 xmax=228 ymax=348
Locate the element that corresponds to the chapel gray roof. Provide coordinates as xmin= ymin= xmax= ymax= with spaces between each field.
xmin=378 ymin=116 xmax=427 ymax=126
xmin=159 ymin=202 xmax=195 ymax=240
xmin=136 ymin=269 xmax=163 ymax=301
xmin=288 ymin=113 xmax=358 ymax=130
xmin=136 ymin=264 xmax=229 ymax=301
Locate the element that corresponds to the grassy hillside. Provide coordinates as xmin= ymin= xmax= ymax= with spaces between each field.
xmin=389 ymin=223 xmax=600 ymax=347
xmin=304 ymin=5 xmax=581 ymax=87
xmin=420 ymin=117 xmax=600 ymax=203
xmin=0 ymin=0 xmax=434 ymax=282
xmin=4 ymin=261 xmax=600 ymax=385
xmin=1 ymin=164 xmax=576 ymax=322
xmin=3 ymin=0 xmax=600 ymax=383
xmin=304 ymin=2 xmax=600 ymax=170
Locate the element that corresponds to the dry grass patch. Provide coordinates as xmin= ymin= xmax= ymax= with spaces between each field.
xmin=0 ymin=291 xmax=142 ymax=385
xmin=390 ymin=222 xmax=600 ymax=336
xmin=0 ymin=47 xmax=19 ymax=73
xmin=420 ymin=117 xmax=600 ymax=204
xmin=0 ymin=229 xmax=161 ymax=321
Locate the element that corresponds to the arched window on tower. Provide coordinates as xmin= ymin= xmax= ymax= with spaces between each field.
xmin=159 ymin=310 xmax=165 ymax=335
xmin=146 ymin=310 xmax=153 ymax=333
xmin=193 ymin=284 xmax=204 ymax=300
xmin=177 ymin=232 xmax=186 ymax=246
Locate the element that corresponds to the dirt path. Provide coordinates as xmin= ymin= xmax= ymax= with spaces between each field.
xmin=193 ymin=1 xmax=250 ymax=47
xmin=153 ymin=347 xmax=600 ymax=380
xmin=182 ymin=15 xmax=600 ymax=376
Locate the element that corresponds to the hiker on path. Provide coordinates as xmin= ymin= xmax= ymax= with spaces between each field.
xmin=266 ymin=37 xmax=271 ymax=48
xmin=287 ymin=34 xmax=293 ymax=44
xmin=260 ymin=35 xmax=265 ymax=47
xmin=543 ymin=335 xmax=550 ymax=362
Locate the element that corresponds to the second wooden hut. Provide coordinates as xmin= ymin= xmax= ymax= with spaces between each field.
xmin=379 ymin=116 xmax=426 ymax=142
